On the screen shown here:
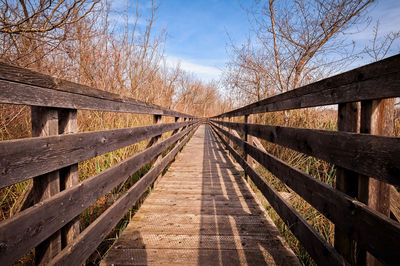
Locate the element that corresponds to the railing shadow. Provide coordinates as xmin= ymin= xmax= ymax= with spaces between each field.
xmin=198 ymin=125 xmax=297 ymax=265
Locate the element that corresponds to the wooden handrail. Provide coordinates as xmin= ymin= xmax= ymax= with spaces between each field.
xmin=50 ymin=126 xmax=198 ymax=265
xmin=211 ymin=124 xmax=346 ymax=266
xmin=214 ymin=54 xmax=400 ymax=118
xmin=0 ymin=123 xmax=199 ymax=264
xmin=211 ymin=122 xmax=400 ymax=264
xmin=0 ymin=63 xmax=200 ymax=264
xmin=212 ymin=120 xmax=400 ymax=186
xmin=211 ymin=54 xmax=400 ymax=264
xmin=0 ymin=62 xmax=194 ymax=118
xmin=0 ymin=121 xmax=194 ymax=188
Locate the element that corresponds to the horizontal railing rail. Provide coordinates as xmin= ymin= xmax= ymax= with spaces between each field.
xmin=0 ymin=62 xmax=194 ymax=118
xmin=212 ymin=120 xmax=400 ymax=186
xmin=213 ymin=54 xmax=400 ymax=118
xmin=210 ymin=54 xmax=400 ymax=265
xmin=0 ymin=62 xmax=200 ymax=265
xmin=0 ymin=120 xmax=194 ymax=188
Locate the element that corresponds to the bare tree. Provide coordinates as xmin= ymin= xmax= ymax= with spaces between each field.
xmin=0 ymin=0 xmax=100 ymax=67
xmin=0 ymin=0 xmax=99 ymax=34
xmin=225 ymin=0 xmax=374 ymax=105
xmin=363 ymin=20 xmax=400 ymax=62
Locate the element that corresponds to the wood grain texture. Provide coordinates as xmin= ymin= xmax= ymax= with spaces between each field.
xmin=357 ymin=98 xmax=395 ymax=265
xmin=31 ymin=107 xmax=62 ymax=265
xmin=212 ymin=120 xmax=400 ymax=186
xmin=211 ymin=122 xmax=400 ymax=264
xmin=101 ymin=125 xmax=299 ymax=266
xmin=390 ymin=186 xmax=400 ymax=222
xmin=50 ymin=125 xmax=199 ymax=265
xmin=214 ymin=54 xmax=400 ymax=118
xmin=0 ymin=120 xmax=195 ymax=188
xmin=334 ymin=102 xmax=360 ymax=264
xmin=211 ymin=124 xmax=346 ymax=266
xmin=0 ymin=123 xmax=198 ymax=265
xmin=0 ymin=62 xmax=194 ymax=118
xmin=58 ymin=109 xmax=80 ymax=249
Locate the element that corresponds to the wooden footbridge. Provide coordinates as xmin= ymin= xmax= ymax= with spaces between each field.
xmin=0 ymin=55 xmax=400 ymax=265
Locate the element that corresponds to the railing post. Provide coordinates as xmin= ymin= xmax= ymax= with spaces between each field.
xmin=228 ymin=117 xmax=233 ymax=156
xmin=334 ymin=102 xmax=360 ymax=264
xmin=58 ymin=109 xmax=79 ymax=248
xmin=31 ymin=107 xmax=62 ymax=265
xmin=146 ymin=114 xmax=163 ymax=186
xmin=357 ymin=98 xmax=394 ymax=265
xmin=171 ymin=117 xmax=180 ymax=135
xmin=243 ymin=114 xmax=255 ymax=179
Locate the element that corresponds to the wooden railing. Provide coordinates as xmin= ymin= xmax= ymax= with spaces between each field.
xmin=210 ymin=54 xmax=400 ymax=265
xmin=0 ymin=62 xmax=200 ymax=265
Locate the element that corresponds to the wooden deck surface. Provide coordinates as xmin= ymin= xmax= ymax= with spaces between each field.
xmin=101 ymin=125 xmax=299 ymax=265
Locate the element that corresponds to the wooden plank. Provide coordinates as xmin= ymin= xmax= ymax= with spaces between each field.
xmin=0 ymin=123 xmax=197 ymax=265
xmin=49 ymin=125 xmax=198 ymax=266
xmin=211 ymin=124 xmax=346 ymax=266
xmin=390 ymin=186 xmax=400 ymax=221
xmin=334 ymin=102 xmax=360 ymax=264
xmin=126 ymin=220 xmax=274 ymax=236
xmin=31 ymin=107 xmax=62 ymax=265
xmin=101 ymin=248 xmax=297 ymax=265
xmin=146 ymin=115 xmax=163 ymax=166
xmin=0 ymin=62 xmax=194 ymax=118
xmin=357 ymin=98 xmax=395 ymax=265
xmin=107 ymin=234 xmax=289 ymax=250
xmin=58 ymin=109 xmax=80 ymax=248
xmin=211 ymin=123 xmax=400 ymax=264
xmin=214 ymin=54 xmax=400 ymax=118
xmin=211 ymin=120 xmax=400 ymax=186
xmin=138 ymin=205 xmax=264 ymax=216
xmin=143 ymin=199 xmax=260 ymax=209
xmin=131 ymin=213 xmax=273 ymax=225
xmin=0 ymin=120 xmax=194 ymax=188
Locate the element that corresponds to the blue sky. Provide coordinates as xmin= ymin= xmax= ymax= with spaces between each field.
xmin=111 ymin=0 xmax=400 ymax=82
xmin=153 ymin=0 xmax=253 ymax=81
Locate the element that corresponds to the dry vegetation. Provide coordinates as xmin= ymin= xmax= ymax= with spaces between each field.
xmin=0 ymin=0 xmax=399 ymax=265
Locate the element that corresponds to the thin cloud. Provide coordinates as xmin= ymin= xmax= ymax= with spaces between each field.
xmin=166 ymin=55 xmax=222 ymax=82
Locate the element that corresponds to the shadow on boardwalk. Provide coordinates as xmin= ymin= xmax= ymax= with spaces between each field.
xmin=101 ymin=125 xmax=298 ymax=265
xmin=197 ymin=125 xmax=299 ymax=265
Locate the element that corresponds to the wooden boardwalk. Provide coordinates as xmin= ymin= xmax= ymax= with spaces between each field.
xmin=101 ymin=125 xmax=299 ymax=265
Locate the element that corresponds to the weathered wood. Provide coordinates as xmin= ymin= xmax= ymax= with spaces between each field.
xmin=334 ymin=102 xmax=360 ymax=264
xmin=390 ymin=186 xmax=400 ymax=221
xmin=50 ymin=125 xmax=198 ymax=265
xmin=31 ymin=106 xmax=61 ymax=265
xmin=0 ymin=62 xmax=194 ymax=118
xmin=102 ymin=125 xmax=299 ymax=266
xmin=0 ymin=121 xmax=194 ymax=188
xmin=357 ymin=98 xmax=395 ymax=265
xmin=0 ymin=124 xmax=197 ymax=265
xmin=211 ymin=122 xmax=400 ymax=264
xmin=147 ymin=115 xmax=163 ymax=187
xmin=58 ymin=109 xmax=79 ymax=248
xmin=171 ymin=117 xmax=180 ymax=135
xmin=146 ymin=115 xmax=163 ymax=149
xmin=211 ymin=120 xmax=400 ymax=186
xmin=211 ymin=124 xmax=347 ymax=265
xmin=244 ymin=115 xmax=255 ymax=170
xmin=214 ymin=54 xmax=400 ymax=118
xmin=101 ymin=248 xmax=295 ymax=265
